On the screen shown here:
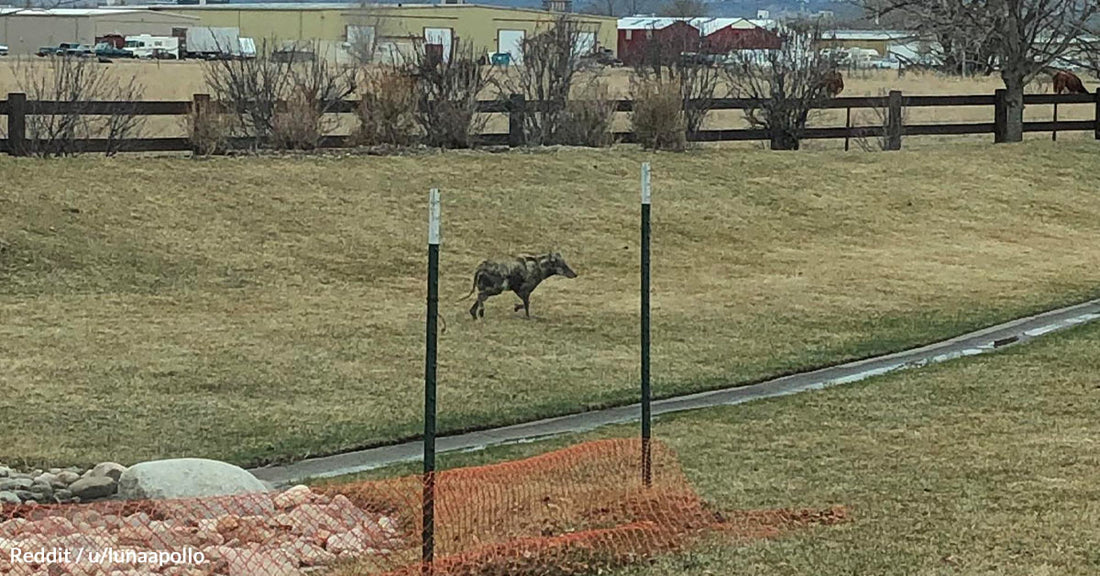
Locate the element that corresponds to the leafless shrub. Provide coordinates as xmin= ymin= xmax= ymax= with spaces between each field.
xmin=558 ymin=80 xmax=617 ymax=147
xmin=353 ymin=67 xmax=420 ymax=146
xmin=11 ymin=55 xmax=145 ymax=158
xmin=1027 ymin=74 xmax=1050 ymax=94
xmin=629 ymin=75 xmax=687 ymax=151
xmin=406 ymin=41 xmax=492 ymax=149
xmin=726 ymin=23 xmax=840 ymax=150
xmin=184 ymin=101 xmax=231 ymax=156
xmin=852 ymin=89 xmax=908 ymax=152
xmin=272 ymin=87 xmax=325 ymax=150
xmin=203 ymin=40 xmax=357 ymax=149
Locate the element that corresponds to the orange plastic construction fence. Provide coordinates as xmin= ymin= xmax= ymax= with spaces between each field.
xmin=0 ymin=438 xmax=846 ymax=576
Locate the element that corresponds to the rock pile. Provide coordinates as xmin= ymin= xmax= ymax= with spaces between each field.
xmin=0 ymin=485 xmax=404 ymax=576
xmin=0 ymin=463 xmax=128 ymax=506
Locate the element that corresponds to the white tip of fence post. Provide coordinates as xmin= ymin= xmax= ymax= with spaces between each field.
xmin=641 ymin=162 xmax=651 ymax=205
xmin=428 ymin=189 xmax=441 ymax=246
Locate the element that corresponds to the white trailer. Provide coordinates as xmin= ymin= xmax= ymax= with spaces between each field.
xmin=183 ymin=27 xmax=246 ymax=59
xmin=123 ymin=35 xmax=179 ymax=59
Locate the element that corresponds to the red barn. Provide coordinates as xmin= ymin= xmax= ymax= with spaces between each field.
xmin=617 ymin=18 xmax=702 ymax=66
xmin=692 ymin=18 xmax=783 ymax=53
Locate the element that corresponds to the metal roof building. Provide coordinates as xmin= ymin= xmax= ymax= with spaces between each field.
xmin=0 ymin=7 xmax=198 ymax=55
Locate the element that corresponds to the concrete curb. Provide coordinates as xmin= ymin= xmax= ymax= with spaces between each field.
xmin=250 ymin=298 xmax=1100 ymax=486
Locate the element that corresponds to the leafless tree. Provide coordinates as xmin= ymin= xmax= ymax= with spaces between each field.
xmin=864 ymin=0 xmax=1099 ymax=142
xmin=1074 ymin=25 xmax=1100 ymax=78
xmin=346 ymin=3 xmax=384 ymax=64
xmin=632 ymin=26 xmax=724 ymax=138
xmin=658 ymin=0 xmax=707 ymax=17
xmin=725 ymin=23 xmax=840 ymax=150
xmin=405 ymin=40 xmax=493 ymax=149
xmin=590 ymin=0 xmax=619 ymax=16
xmin=494 ymin=15 xmax=606 ymax=145
xmin=9 ymin=55 xmax=145 ymax=157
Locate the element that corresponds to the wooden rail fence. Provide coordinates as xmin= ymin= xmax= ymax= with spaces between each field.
xmin=1 ymin=89 xmax=1097 ymax=155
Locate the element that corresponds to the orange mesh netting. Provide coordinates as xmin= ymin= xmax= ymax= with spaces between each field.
xmin=0 ymin=439 xmax=847 ymax=576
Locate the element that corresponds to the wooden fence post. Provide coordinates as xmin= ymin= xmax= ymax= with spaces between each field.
xmin=7 ymin=92 xmax=26 ymax=157
xmin=1052 ymin=102 xmax=1058 ymax=142
xmin=192 ymin=93 xmax=211 ymax=121
xmin=1094 ymin=90 xmax=1099 ymax=140
xmin=844 ymin=107 xmax=851 ymax=151
xmin=508 ymin=93 xmax=526 ymax=148
xmin=994 ymin=89 xmax=1008 ymax=143
xmin=886 ymin=90 xmax=902 ymax=151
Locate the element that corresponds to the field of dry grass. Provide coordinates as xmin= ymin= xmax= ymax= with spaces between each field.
xmin=0 ymin=60 xmax=1094 ymax=144
xmin=1 ymin=141 xmax=1100 ymax=468
xmin=325 ymin=317 xmax=1100 ymax=575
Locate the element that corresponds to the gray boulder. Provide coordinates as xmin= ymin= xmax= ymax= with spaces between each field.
xmin=29 ymin=481 xmax=53 ymax=499
xmin=0 ymin=467 xmax=10 ymax=478
xmin=55 ymin=471 xmax=81 ymax=486
xmin=118 ymin=458 xmax=269 ymax=501
xmin=34 ymin=472 xmax=58 ymax=487
xmin=87 ymin=462 xmax=127 ymax=482
xmin=0 ymin=478 xmax=32 ymax=492
xmin=0 ymin=491 xmax=19 ymax=504
xmin=69 ymin=476 xmax=118 ymax=501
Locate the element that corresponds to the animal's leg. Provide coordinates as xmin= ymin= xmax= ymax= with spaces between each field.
xmin=473 ymin=286 xmax=502 ymax=319
xmin=473 ymin=293 xmax=490 ymax=319
xmin=513 ymin=293 xmax=531 ymax=318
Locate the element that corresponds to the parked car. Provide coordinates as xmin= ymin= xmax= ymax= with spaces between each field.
xmin=38 ymin=43 xmax=93 ymax=57
xmin=59 ymin=43 xmax=92 ymax=57
xmin=272 ymin=48 xmax=315 ymax=63
xmin=868 ymin=56 xmax=902 ymax=70
xmin=93 ymin=42 xmax=134 ymax=59
xmin=0 ymin=44 xmax=8 ymax=57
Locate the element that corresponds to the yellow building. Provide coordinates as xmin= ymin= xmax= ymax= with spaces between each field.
xmin=148 ymin=2 xmax=618 ymax=64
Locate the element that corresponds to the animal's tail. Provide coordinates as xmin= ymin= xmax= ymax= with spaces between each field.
xmin=457 ymin=271 xmax=480 ymax=302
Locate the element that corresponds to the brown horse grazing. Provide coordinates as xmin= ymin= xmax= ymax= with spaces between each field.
xmin=820 ymin=70 xmax=844 ymax=97
xmin=1052 ymin=69 xmax=1089 ymax=94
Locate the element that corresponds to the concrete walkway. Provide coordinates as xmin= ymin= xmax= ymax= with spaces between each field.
xmin=250 ymin=298 xmax=1100 ymax=486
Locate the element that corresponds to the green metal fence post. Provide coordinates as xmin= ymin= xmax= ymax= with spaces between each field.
xmin=640 ymin=162 xmax=652 ymax=488
xmin=422 ymin=188 xmax=441 ymax=573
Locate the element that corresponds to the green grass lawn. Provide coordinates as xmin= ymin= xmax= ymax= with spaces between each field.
xmin=2 ymin=141 xmax=1100 ymax=468
xmin=319 ymin=320 xmax=1100 ymax=575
